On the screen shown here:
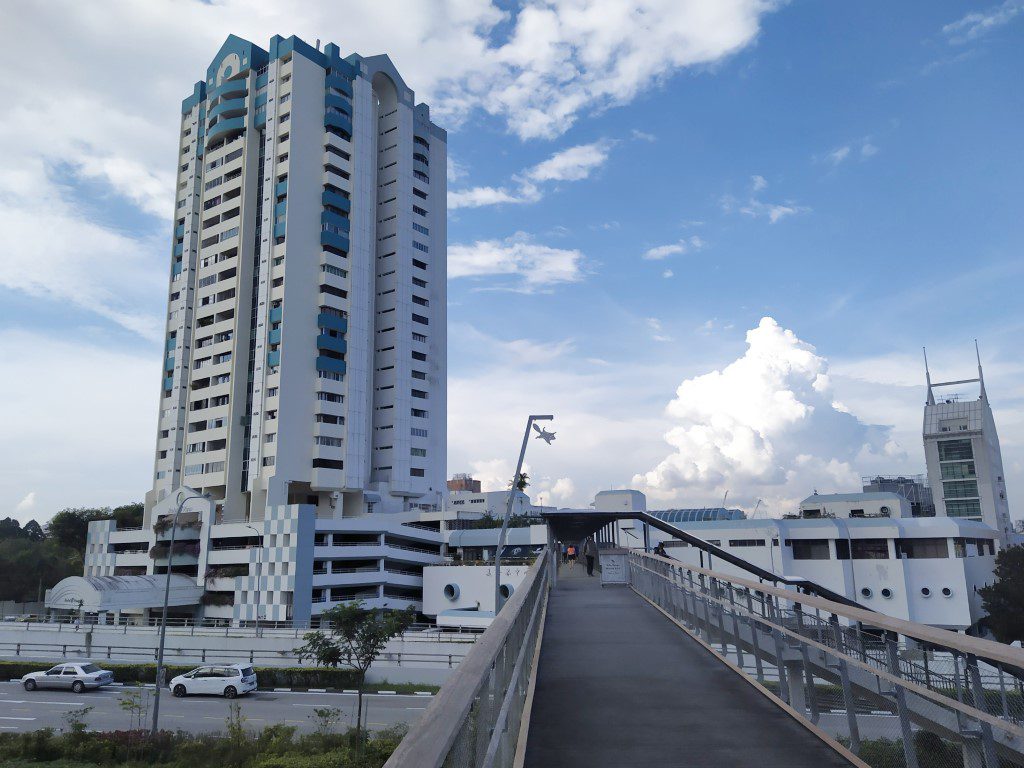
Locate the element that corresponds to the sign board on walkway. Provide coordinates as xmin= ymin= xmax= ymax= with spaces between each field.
xmin=599 ymin=548 xmax=630 ymax=587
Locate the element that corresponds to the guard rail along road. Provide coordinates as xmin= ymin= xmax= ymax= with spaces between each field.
xmin=630 ymin=551 xmax=1024 ymax=768
xmin=384 ymin=548 xmax=550 ymax=768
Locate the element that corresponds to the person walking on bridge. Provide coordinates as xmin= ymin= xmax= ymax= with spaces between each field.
xmin=582 ymin=536 xmax=599 ymax=577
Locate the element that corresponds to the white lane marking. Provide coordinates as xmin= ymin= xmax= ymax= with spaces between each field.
xmin=290 ymin=703 xmax=351 ymax=708
xmin=266 ymin=690 xmax=429 ymax=699
xmin=405 ymin=707 xmax=426 ymax=710
xmin=2 ymin=699 xmax=88 ymax=706
xmin=0 ymin=717 xmax=36 ymax=721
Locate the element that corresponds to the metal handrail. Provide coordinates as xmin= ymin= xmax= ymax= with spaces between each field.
xmin=631 ymin=551 xmax=1024 ymax=766
xmin=385 ymin=550 xmax=549 ymax=768
xmin=641 ymin=550 xmax=1024 ymax=669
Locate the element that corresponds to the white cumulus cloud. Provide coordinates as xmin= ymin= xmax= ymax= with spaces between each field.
xmin=632 ymin=317 xmax=896 ymax=514
xmin=449 ymin=233 xmax=585 ymax=290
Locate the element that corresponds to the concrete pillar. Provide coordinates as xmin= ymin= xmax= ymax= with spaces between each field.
xmin=960 ymin=739 xmax=985 ymax=768
xmin=784 ymin=660 xmax=806 ymax=714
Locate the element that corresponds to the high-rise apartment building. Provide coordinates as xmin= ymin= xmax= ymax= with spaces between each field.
xmin=923 ymin=348 xmax=1012 ymax=542
xmin=147 ymin=34 xmax=446 ymax=522
xmin=69 ymin=34 xmax=449 ymax=625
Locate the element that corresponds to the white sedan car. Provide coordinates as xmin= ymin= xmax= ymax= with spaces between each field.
xmin=169 ymin=664 xmax=257 ymax=698
xmin=22 ymin=662 xmax=114 ymax=693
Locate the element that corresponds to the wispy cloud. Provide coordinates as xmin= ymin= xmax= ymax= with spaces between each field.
xmin=448 ymin=139 xmax=614 ymax=209
xmin=647 ymin=317 xmax=673 ymax=343
xmin=642 ymin=235 xmax=705 ymax=261
xmin=827 ymin=146 xmax=851 ymax=165
xmin=448 ymin=232 xmax=585 ymax=291
xmin=720 ymin=176 xmax=809 ymax=224
xmin=943 ymin=0 xmax=1024 ymax=44
xmin=821 ymin=137 xmax=879 ymax=166
xmin=631 ymin=129 xmax=657 ymax=142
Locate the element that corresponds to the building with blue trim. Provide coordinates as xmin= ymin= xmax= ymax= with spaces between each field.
xmin=81 ymin=35 xmax=449 ymax=624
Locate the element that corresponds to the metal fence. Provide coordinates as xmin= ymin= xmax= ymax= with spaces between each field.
xmin=3 ymin=617 xmax=482 ymax=642
xmin=0 ymin=639 xmax=468 ymax=669
xmin=384 ymin=550 xmax=550 ymax=768
xmin=630 ymin=552 xmax=1024 ymax=768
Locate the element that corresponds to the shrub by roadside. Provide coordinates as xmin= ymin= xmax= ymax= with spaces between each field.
xmin=0 ymin=722 xmax=409 ymax=768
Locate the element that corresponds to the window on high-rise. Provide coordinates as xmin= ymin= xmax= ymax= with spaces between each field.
xmin=937 ymin=439 xmax=973 ymax=461
xmin=946 ymin=500 xmax=982 ymax=519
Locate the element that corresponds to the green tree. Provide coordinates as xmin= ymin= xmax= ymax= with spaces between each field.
xmin=23 ymin=520 xmax=45 ymax=542
xmin=510 ymin=472 xmax=530 ymax=492
xmin=0 ymin=537 xmax=81 ymax=601
xmin=112 ymin=502 xmax=144 ymax=529
xmin=979 ymin=545 xmax=1024 ymax=642
xmin=45 ymin=508 xmax=112 ymax=551
xmin=295 ymin=601 xmax=415 ymax=738
xmin=0 ymin=517 xmax=23 ymax=540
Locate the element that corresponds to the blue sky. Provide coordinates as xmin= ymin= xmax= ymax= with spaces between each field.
xmin=1 ymin=1 xmax=1021 ymax=521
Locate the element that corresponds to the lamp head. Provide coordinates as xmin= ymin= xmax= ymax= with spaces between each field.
xmin=532 ymin=423 xmax=556 ymax=444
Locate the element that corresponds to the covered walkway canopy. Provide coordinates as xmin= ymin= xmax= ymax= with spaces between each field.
xmin=45 ymin=575 xmax=203 ymax=613
xmin=540 ymin=507 xmax=861 ymax=607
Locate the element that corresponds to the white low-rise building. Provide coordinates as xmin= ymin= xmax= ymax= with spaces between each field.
xmin=653 ymin=516 xmax=997 ymax=631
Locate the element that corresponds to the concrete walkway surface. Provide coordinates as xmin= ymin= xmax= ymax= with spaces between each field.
xmin=523 ymin=569 xmax=853 ymax=767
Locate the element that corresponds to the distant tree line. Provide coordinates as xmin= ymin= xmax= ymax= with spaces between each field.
xmin=0 ymin=503 xmax=143 ymax=602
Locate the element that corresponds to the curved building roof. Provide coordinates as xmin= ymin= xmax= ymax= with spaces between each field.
xmin=45 ymin=575 xmax=204 ymax=613
xmin=648 ymin=508 xmax=746 ymax=524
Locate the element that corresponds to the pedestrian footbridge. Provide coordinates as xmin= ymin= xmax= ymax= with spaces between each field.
xmin=387 ymin=519 xmax=1024 ymax=768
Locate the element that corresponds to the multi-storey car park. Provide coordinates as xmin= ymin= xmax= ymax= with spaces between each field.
xmin=58 ymin=34 xmax=448 ymax=626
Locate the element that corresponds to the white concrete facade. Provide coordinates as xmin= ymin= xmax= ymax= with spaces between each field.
xmin=89 ymin=34 xmax=448 ymax=626
xmin=648 ymin=517 xmax=997 ymax=631
xmin=147 ymin=34 xmax=446 ymax=523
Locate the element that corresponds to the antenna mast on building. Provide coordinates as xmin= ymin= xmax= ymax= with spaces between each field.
xmin=923 ymin=347 xmax=935 ymax=405
xmin=975 ymin=339 xmax=987 ymax=400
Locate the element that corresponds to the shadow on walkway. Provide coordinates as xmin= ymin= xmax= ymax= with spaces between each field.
xmin=523 ymin=566 xmax=852 ymax=767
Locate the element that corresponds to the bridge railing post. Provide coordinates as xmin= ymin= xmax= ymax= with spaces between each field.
xmin=830 ymin=613 xmax=861 ymax=756
xmin=886 ymin=633 xmax=920 ymax=768
xmin=966 ymin=654 xmax=1000 ymax=768
xmin=793 ymin=603 xmax=819 ymax=724
xmin=767 ymin=596 xmax=790 ymax=704
xmin=745 ymin=589 xmax=765 ymax=684
xmin=726 ymin=583 xmax=744 ymax=671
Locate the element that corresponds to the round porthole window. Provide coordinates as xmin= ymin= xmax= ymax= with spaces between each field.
xmin=921 ymin=587 xmax=931 ymax=597
xmin=881 ymin=588 xmax=893 ymax=599
xmin=941 ymin=587 xmax=953 ymax=598
xmin=443 ymin=583 xmax=460 ymax=601
xmin=499 ymin=584 xmax=515 ymax=600
xmin=860 ymin=587 xmax=873 ymax=598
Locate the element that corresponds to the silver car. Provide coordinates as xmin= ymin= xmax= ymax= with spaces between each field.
xmin=22 ymin=662 xmax=114 ymax=693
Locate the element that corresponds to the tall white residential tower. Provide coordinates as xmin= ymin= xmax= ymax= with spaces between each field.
xmin=74 ymin=35 xmax=451 ymax=625
xmin=147 ymin=34 xmax=447 ymax=523
xmin=922 ymin=347 xmax=1012 ymax=542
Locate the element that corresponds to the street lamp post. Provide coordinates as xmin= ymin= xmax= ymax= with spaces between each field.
xmin=244 ymin=524 xmax=264 ymax=638
xmin=494 ymin=415 xmax=555 ymax=614
xmin=151 ymin=488 xmax=209 ymax=738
